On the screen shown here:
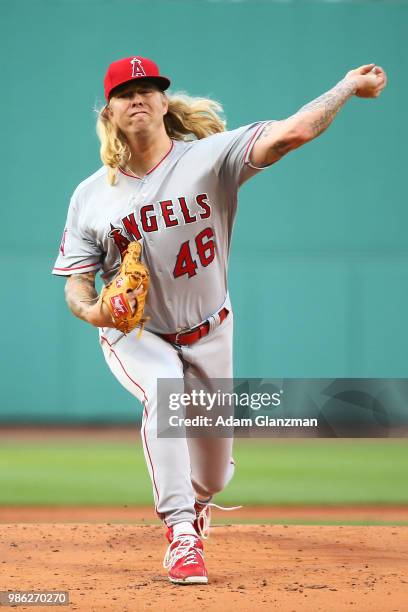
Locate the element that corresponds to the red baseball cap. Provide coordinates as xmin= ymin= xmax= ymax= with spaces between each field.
xmin=104 ymin=56 xmax=171 ymax=101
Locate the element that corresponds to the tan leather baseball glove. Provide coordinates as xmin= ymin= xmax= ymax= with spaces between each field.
xmin=101 ymin=241 xmax=150 ymax=335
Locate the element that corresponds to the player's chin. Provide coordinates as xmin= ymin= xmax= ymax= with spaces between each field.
xmin=127 ymin=115 xmax=151 ymax=130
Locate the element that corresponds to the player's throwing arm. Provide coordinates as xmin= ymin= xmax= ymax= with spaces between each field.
xmin=250 ymin=64 xmax=387 ymax=167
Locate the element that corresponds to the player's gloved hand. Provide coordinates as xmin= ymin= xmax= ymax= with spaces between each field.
xmin=86 ymin=286 xmax=145 ymax=328
xmin=98 ymin=242 xmax=150 ymax=334
xmin=344 ymin=64 xmax=387 ymax=99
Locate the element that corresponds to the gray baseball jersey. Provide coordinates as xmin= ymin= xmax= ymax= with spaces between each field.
xmin=53 ymin=121 xmax=268 ymax=334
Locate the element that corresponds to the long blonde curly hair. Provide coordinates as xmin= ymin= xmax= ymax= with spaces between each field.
xmin=96 ymin=92 xmax=226 ymax=185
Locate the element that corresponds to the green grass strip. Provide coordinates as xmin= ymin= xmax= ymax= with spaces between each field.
xmin=0 ymin=439 xmax=407 ymax=506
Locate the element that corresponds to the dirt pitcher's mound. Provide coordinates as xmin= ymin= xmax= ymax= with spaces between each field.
xmin=2 ymin=524 xmax=407 ymax=612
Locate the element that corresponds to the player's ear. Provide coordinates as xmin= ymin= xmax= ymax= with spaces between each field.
xmin=161 ymin=92 xmax=169 ymax=116
xmin=102 ymin=104 xmax=113 ymax=120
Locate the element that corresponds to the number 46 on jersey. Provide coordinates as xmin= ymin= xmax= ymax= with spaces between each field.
xmin=173 ymin=227 xmax=215 ymax=279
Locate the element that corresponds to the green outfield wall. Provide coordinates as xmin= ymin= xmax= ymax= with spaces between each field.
xmin=1 ymin=0 xmax=407 ymax=422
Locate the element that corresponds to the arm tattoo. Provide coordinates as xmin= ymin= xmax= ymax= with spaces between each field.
xmin=295 ymin=78 xmax=358 ymax=137
xmin=65 ymin=272 xmax=98 ymax=322
xmin=258 ymin=122 xmax=292 ymax=159
xmin=270 ymin=139 xmax=293 ymax=158
xmin=251 ymin=77 xmax=357 ymax=165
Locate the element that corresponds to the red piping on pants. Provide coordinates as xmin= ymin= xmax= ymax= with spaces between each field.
xmin=100 ymin=335 xmax=166 ymax=524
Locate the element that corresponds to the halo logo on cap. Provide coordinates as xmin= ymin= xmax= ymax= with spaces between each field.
xmin=104 ymin=56 xmax=171 ymax=101
xmin=131 ymin=58 xmax=146 ymax=78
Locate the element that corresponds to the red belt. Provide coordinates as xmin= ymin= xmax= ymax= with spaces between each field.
xmin=160 ymin=308 xmax=229 ymax=346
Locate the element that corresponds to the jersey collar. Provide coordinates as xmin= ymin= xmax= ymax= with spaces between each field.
xmin=118 ymin=140 xmax=174 ymax=180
